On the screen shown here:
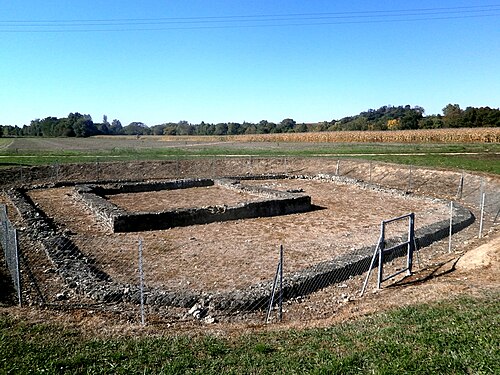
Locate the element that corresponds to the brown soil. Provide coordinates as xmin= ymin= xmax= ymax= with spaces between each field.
xmin=27 ymin=179 xmax=450 ymax=292
xmin=107 ymin=185 xmax=263 ymax=212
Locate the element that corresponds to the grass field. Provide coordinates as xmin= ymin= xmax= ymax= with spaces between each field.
xmin=1 ymin=294 xmax=498 ymax=374
xmin=1 ymin=135 xmax=499 ymax=174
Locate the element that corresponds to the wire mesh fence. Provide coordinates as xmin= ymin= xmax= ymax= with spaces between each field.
xmin=0 ymin=157 xmax=498 ymax=327
xmin=0 ymin=205 xmax=21 ymax=306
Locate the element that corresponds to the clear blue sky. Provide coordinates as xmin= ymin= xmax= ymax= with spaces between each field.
xmin=1 ymin=1 xmax=499 ymax=127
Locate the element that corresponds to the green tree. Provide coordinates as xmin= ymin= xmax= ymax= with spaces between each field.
xmin=294 ymin=123 xmax=307 ymax=133
xmin=110 ymin=119 xmax=123 ymax=135
xmin=69 ymin=113 xmax=97 ymax=137
xmin=400 ymin=109 xmax=423 ymax=129
xmin=442 ymin=104 xmax=463 ymax=128
xmin=214 ymin=123 xmax=228 ymax=135
xmin=278 ymin=118 xmax=296 ymax=133
xmin=123 ymin=122 xmax=150 ymax=135
xmin=227 ymin=122 xmax=241 ymax=135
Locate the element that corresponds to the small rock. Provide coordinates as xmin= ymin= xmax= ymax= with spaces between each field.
xmin=203 ymin=316 xmax=217 ymax=324
xmin=188 ymin=303 xmax=202 ymax=315
xmin=55 ymin=292 xmax=68 ymax=301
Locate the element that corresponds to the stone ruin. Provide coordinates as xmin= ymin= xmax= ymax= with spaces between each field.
xmin=5 ymin=174 xmax=475 ymax=318
xmin=73 ymin=176 xmax=313 ymax=232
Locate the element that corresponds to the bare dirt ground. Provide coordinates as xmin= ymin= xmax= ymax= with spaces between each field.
xmin=27 ymin=179 xmax=450 ymax=292
xmin=107 ymin=185 xmax=263 ymax=212
xmin=1 ymin=158 xmax=499 ymax=337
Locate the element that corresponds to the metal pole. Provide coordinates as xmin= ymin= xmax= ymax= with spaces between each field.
xmin=407 ymin=213 xmax=415 ymax=275
xmin=360 ymin=237 xmax=381 ymax=296
xmin=479 ymin=178 xmax=484 ymax=207
xmin=456 ymin=172 xmax=464 ymax=199
xmin=448 ymin=201 xmax=453 ymax=252
xmin=3 ymin=206 xmax=8 ymax=255
xmin=377 ymin=222 xmax=385 ymax=289
xmin=369 ymin=161 xmax=372 ymax=184
xmin=279 ymin=244 xmax=283 ymax=322
xmin=14 ymin=229 xmax=22 ymax=307
xmin=335 ymin=160 xmax=340 ymax=176
xmin=407 ymin=165 xmax=412 ymax=192
xmin=494 ymin=207 xmax=500 ymax=224
xmin=266 ymin=258 xmax=281 ymax=324
xmin=479 ymin=193 xmax=485 ymax=239
xmin=138 ymin=238 xmax=145 ymax=325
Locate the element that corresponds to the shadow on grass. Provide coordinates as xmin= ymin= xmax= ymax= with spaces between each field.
xmin=387 ymin=257 xmax=461 ymax=288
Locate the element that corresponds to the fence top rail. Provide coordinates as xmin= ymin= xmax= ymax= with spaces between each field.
xmin=382 ymin=212 xmax=414 ymax=225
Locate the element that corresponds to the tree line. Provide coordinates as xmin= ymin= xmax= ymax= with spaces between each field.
xmin=1 ymin=104 xmax=499 ymax=138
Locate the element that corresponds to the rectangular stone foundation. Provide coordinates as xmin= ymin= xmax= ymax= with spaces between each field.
xmin=74 ymin=177 xmax=312 ymax=233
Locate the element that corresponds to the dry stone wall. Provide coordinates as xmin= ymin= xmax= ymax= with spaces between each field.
xmin=74 ymin=177 xmax=312 ymax=232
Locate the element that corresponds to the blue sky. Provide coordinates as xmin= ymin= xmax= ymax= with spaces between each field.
xmin=1 ymin=1 xmax=499 ymax=127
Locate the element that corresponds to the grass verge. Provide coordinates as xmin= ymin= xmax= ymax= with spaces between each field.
xmin=1 ymin=293 xmax=498 ymax=374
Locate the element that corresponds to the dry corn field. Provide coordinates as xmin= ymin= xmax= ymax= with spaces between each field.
xmin=159 ymin=127 xmax=500 ymax=144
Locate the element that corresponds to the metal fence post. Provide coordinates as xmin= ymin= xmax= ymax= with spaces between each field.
xmin=13 ymin=229 xmax=22 ymax=306
xmin=448 ymin=201 xmax=453 ymax=252
xmin=2 ymin=206 xmax=7 ymax=254
xmin=479 ymin=193 xmax=485 ymax=239
xmin=279 ymin=244 xmax=283 ymax=322
xmin=407 ymin=213 xmax=415 ymax=275
xmin=377 ymin=222 xmax=385 ymax=289
xmin=456 ymin=172 xmax=464 ymax=199
xmin=335 ymin=160 xmax=340 ymax=176
xmin=407 ymin=165 xmax=413 ymax=192
xmin=138 ymin=238 xmax=145 ymax=325
xmin=266 ymin=244 xmax=284 ymax=324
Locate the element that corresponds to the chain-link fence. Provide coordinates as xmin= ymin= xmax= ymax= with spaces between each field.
xmin=1 ymin=157 xmax=498 ymax=327
xmin=0 ymin=205 xmax=21 ymax=306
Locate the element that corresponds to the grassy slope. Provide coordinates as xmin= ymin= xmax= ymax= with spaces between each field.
xmin=1 ymin=294 xmax=498 ymax=374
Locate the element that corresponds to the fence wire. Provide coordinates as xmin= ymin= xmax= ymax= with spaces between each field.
xmin=0 ymin=157 xmax=498 ymax=327
xmin=0 ymin=205 xmax=21 ymax=305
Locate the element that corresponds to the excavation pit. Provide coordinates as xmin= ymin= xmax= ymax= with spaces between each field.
xmin=9 ymin=174 xmax=474 ymax=313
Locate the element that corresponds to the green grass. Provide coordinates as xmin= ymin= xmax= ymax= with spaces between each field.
xmin=1 ymin=138 xmax=498 ymax=174
xmin=1 ymin=293 xmax=498 ymax=374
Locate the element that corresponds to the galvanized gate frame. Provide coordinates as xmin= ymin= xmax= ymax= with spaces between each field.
xmin=360 ymin=213 xmax=416 ymax=296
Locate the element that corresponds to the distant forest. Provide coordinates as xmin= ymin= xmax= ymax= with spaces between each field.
xmin=1 ymin=104 xmax=499 ymax=138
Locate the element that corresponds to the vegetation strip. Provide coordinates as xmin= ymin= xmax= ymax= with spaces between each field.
xmin=1 ymin=294 xmax=498 ymax=373
xmin=1 ymin=139 xmax=499 ymax=174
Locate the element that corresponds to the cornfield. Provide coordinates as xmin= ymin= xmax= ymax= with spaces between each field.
xmin=160 ymin=128 xmax=500 ymax=144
